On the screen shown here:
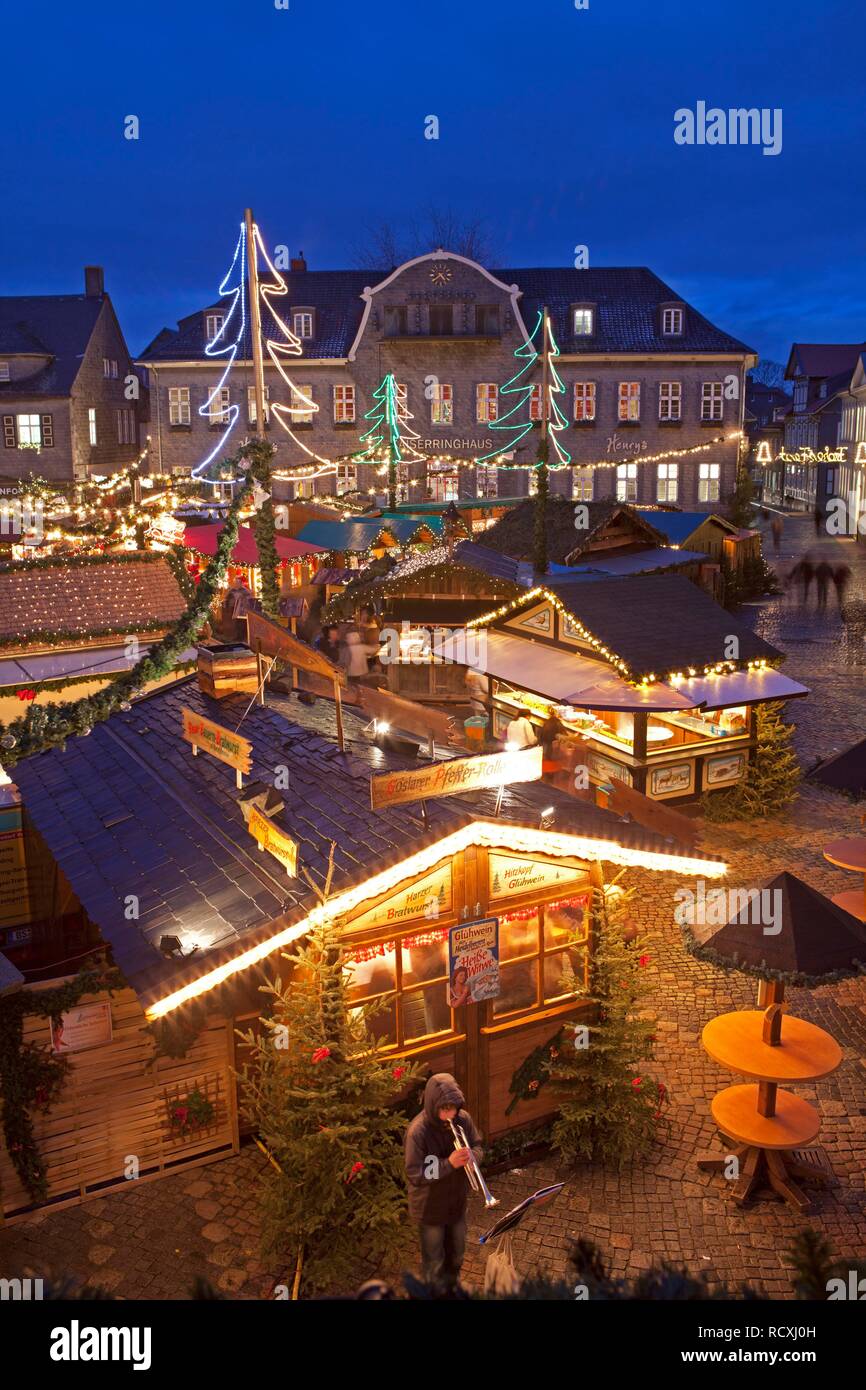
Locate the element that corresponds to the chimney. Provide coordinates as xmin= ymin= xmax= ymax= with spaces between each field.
xmin=84 ymin=266 xmax=104 ymax=298
xmin=290 ymin=251 xmax=307 ymax=272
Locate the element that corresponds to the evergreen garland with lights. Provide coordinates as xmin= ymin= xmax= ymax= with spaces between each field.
xmin=0 ymin=962 xmax=122 ymax=1202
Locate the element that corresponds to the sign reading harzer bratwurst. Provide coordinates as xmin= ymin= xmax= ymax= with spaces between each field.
xmin=370 ymin=745 xmax=543 ymax=811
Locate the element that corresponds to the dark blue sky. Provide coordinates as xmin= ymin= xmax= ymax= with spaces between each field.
xmin=2 ymin=0 xmax=864 ymax=364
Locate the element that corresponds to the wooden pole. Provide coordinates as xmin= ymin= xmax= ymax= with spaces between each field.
xmin=255 ymin=639 xmax=266 ymax=707
xmin=334 ymin=679 xmax=345 ymax=752
xmin=244 ymin=207 xmax=267 ymax=442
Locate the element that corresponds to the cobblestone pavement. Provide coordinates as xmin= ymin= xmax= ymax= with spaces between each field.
xmin=1 ymin=517 xmax=864 ymax=1299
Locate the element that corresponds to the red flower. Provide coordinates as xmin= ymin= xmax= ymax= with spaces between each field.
xmin=345 ymin=1161 xmax=365 ymax=1184
xmin=172 ymin=1105 xmax=189 ymax=1126
xmin=657 ymin=1082 xmax=666 ymax=1095
xmin=16 ymin=689 xmax=36 ymax=702
xmin=639 ymin=954 xmax=651 ymax=967
xmin=631 ymin=1077 xmax=642 ymax=1089
xmin=528 ymin=1079 xmax=539 ymax=1092
xmin=391 ymin=1066 xmax=405 ymax=1080
xmin=311 ymin=1046 xmax=331 ymax=1064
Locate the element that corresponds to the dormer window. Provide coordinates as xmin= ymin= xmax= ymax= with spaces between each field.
xmin=661 ymin=305 xmax=684 ymax=336
xmin=572 ymin=306 xmax=594 ymax=336
xmin=205 ymin=313 xmax=225 ymax=344
xmin=293 ymin=310 xmax=314 ymax=340
xmin=385 ymin=306 xmax=408 ymax=336
xmin=0 ymin=362 xmax=9 ymax=383
xmin=818 ymin=382 xmax=827 ymax=399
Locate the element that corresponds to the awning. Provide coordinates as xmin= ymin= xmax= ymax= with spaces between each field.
xmin=183 ymin=523 xmax=323 ymax=565
xmin=434 ymin=631 xmax=698 ymax=712
xmin=664 ymin=668 xmax=809 ymax=710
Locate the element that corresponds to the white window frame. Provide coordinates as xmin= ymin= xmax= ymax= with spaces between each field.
xmin=618 ymin=382 xmax=640 ymax=422
xmin=659 ymin=381 xmax=682 ymax=422
xmin=208 ymin=386 xmax=231 ymax=425
xmin=616 ymin=461 xmax=638 ymax=502
xmin=656 ymin=462 xmax=679 ymax=502
xmin=431 ymin=383 xmax=453 ymax=424
xmin=88 ymin=407 xmax=97 ymax=446
xmin=337 ymin=463 xmax=358 ymax=495
xmin=529 ymin=383 xmax=549 ymax=422
xmin=290 ymin=384 xmax=314 ymax=422
xmin=17 ymin=413 xmax=42 ymax=447
xmin=169 ymin=386 xmax=191 ymax=425
xmin=293 ymin=312 xmax=314 ymax=340
xmin=476 ymin=383 xmax=498 ymax=423
xmin=702 ymin=382 xmax=724 ymax=422
xmin=247 ymin=385 xmax=270 ymax=425
xmin=572 ymin=466 xmax=594 ymax=501
xmin=573 ymin=381 xmax=596 ymax=422
xmin=333 ymin=384 xmax=356 ymax=423
xmin=573 ymin=308 xmax=594 ymax=336
xmin=662 ymin=307 xmax=684 ymax=336
xmin=476 ymin=463 xmax=498 ymax=498
xmin=698 ymin=461 xmax=721 ymax=502
xmin=116 ymin=407 xmax=135 ymax=445
xmin=427 ymin=462 xmax=459 ymax=501
xmin=205 ymin=313 xmax=225 ymax=343
xmin=0 ymin=362 xmax=9 ymax=383
xmin=793 ymin=382 xmax=807 ymax=411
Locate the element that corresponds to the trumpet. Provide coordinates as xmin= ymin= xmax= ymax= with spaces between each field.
xmin=447 ymin=1118 xmax=499 ymax=1209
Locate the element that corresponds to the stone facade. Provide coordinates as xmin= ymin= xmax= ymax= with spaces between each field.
xmin=139 ymin=252 xmax=753 ymax=512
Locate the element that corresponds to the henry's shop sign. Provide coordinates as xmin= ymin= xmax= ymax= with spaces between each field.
xmin=489 ymin=851 xmax=587 ymax=902
xmin=448 ymin=918 xmax=500 ymax=1006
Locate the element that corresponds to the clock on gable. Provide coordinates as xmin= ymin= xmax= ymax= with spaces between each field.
xmin=429 ymin=261 xmax=453 ymax=286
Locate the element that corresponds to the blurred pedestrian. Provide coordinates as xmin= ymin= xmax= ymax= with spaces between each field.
xmin=815 ymin=561 xmax=833 ymax=609
xmin=770 ymin=516 xmax=783 ymax=554
xmin=314 ymin=623 xmax=342 ymax=665
xmin=798 ymin=556 xmax=815 ymax=605
xmin=814 ymin=506 xmax=824 ymax=536
xmin=833 ymin=563 xmax=853 ymax=608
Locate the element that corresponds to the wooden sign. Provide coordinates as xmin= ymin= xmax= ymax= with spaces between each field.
xmin=248 ymin=805 xmax=298 ymax=876
xmin=181 ymin=707 xmax=252 ymax=774
xmin=358 ymin=685 xmax=461 ymax=750
xmin=609 ymin=776 xmax=701 ymax=851
xmin=246 ymin=610 xmax=345 ymax=683
xmin=349 ymin=862 xmax=453 ymax=933
xmin=50 ymin=1001 xmax=113 ymax=1054
xmin=370 ymin=744 xmax=543 ymax=811
xmin=489 ymin=851 xmax=589 ymax=902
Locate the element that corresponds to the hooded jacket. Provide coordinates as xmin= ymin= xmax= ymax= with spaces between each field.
xmin=404 ymin=1073 xmax=484 ymax=1225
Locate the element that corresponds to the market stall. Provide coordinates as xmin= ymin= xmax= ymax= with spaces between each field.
xmin=181 ymin=522 xmax=324 ymax=599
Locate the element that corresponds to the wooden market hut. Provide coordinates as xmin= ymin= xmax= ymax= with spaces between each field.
xmin=181 ymin=522 xmax=324 ymax=599
xmin=2 ymin=668 xmax=725 ymax=1217
xmin=437 ymin=573 xmax=809 ymax=804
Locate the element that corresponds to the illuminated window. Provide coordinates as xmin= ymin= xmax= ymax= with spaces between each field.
xmin=618 ymin=382 xmax=640 ymax=422
xmin=395 ymin=381 xmax=409 ymax=418
xmin=337 ymin=463 xmax=357 ymax=494
xmin=431 ymin=383 xmax=453 ymax=424
xmin=290 ymin=384 xmax=314 ymax=422
xmin=427 ymin=464 xmax=458 ymax=501
xmin=616 ymin=461 xmax=638 ymax=501
xmin=662 ymin=306 xmax=684 ymax=335
xmin=657 ymin=462 xmax=678 ymax=502
xmin=88 ymin=407 xmax=97 ymax=445
xmin=247 ymin=385 xmax=270 ymax=425
xmin=573 ymin=382 xmax=596 ymax=421
xmin=492 ymin=896 xmax=590 ymax=1019
xmin=701 ymin=382 xmax=724 ymax=422
xmin=208 ymin=387 xmax=230 ymax=425
xmin=476 ymin=464 xmax=498 ymax=498
xmin=205 ymin=313 xmax=225 ymax=343
xmin=659 ymin=382 xmax=681 ymax=421
xmin=573 ymin=308 xmax=594 ymax=336
xmin=168 ymin=387 xmax=190 ymax=425
xmin=572 ymin=466 xmax=594 ymax=500
xmin=529 ymin=383 xmax=549 ymax=421
xmin=476 ymin=383 xmax=498 ymax=422
xmin=16 ymin=414 xmax=42 ymax=447
xmin=333 ymin=384 xmax=355 ymax=423
xmin=699 ymin=461 xmax=720 ymax=501
xmin=343 ymin=926 xmax=455 ymax=1049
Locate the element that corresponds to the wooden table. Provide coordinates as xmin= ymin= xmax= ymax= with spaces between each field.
xmin=698 ymin=1009 xmax=841 ymax=1211
xmin=823 ymin=837 xmax=866 ymax=921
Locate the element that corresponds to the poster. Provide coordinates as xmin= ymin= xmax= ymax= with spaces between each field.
xmin=448 ymin=917 xmax=500 ymax=1006
xmin=650 ymin=761 xmax=693 ymax=797
xmin=705 ymin=752 xmax=746 ymax=787
xmin=50 ymin=1000 xmax=113 ymax=1054
xmin=586 ymin=751 xmax=633 ymax=787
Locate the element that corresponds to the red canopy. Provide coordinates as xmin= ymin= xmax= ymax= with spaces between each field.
xmin=183 ymin=523 xmax=323 ymax=565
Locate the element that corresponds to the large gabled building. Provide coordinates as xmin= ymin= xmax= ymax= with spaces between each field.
xmin=777 ymin=342 xmax=866 ymax=512
xmin=0 ymin=267 xmax=144 ymax=487
xmin=138 ymin=251 xmax=755 ymax=513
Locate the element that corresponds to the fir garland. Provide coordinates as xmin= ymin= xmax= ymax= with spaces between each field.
xmin=0 ymin=962 xmax=123 ymax=1201
xmin=506 ymin=1026 xmax=564 ymax=1114
xmin=249 ymin=442 xmax=280 ymax=618
xmin=0 ymin=551 xmax=167 ymax=575
xmin=0 ymin=450 xmax=255 ymax=766
xmin=533 ymin=435 xmax=550 ymax=575
xmin=0 ymin=620 xmax=176 ymax=653
xmin=680 ymin=924 xmax=866 ymax=989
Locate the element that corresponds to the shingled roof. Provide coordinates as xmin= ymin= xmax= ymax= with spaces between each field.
xmin=11 ymin=676 xmax=720 ymax=1005
xmin=0 ymin=294 xmax=105 ymax=398
xmin=480 ymin=497 xmax=667 ymax=566
xmin=0 ymin=555 xmax=186 ymax=650
xmin=540 ymin=573 xmax=780 ymax=677
xmin=138 ymin=264 xmax=754 ymax=362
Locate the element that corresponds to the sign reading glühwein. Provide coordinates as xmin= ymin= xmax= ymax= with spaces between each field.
xmin=370 ymin=745 xmax=543 ymax=811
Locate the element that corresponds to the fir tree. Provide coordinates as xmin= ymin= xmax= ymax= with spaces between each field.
xmin=549 ymin=877 xmax=667 ymax=1168
xmin=236 ymin=851 xmax=422 ymax=1295
xmin=702 ymin=699 xmax=800 ymax=820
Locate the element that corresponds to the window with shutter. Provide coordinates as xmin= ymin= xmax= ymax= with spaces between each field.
xmin=3 ymin=415 xmax=16 ymax=448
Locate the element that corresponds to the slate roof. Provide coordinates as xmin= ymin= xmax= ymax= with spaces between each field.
xmin=480 ymin=497 xmax=667 ymax=566
xmin=555 ymin=546 xmax=707 ymax=578
xmin=0 ymin=556 xmax=186 ymax=648
xmin=635 ymin=510 xmax=736 ymax=545
xmin=138 ymin=265 xmax=753 ymax=362
xmin=452 ymin=541 xmax=532 ymax=585
xmin=785 ymin=343 xmax=866 ymax=381
xmin=535 ymin=573 xmax=781 ymax=677
xmin=11 ymin=676 xmax=718 ymax=1006
xmin=0 ymin=294 xmax=104 ymax=398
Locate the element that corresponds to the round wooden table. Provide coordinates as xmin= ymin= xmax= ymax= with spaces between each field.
xmin=698 ymin=1009 xmax=841 ymax=1211
xmin=823 ymin=837 xmax=866 ymax=921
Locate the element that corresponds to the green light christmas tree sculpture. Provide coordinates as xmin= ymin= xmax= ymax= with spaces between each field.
xmin=355 ymin=372 xmax=425 ymax=509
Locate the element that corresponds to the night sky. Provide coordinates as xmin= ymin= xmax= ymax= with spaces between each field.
xmin=3 ymin=0 xmax=864 ymax=365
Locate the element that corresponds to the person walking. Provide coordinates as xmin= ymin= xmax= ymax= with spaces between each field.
xmin=798 ymin=555 xmax=815 ymax=605
xmin=832 ymin=563 xmax=853 ymax=609
xmin=770 ymin=516 xmax=783 ymax=554
xmin=313 ymin=623 xmax=342 ymax=665
xmin=404 ymin=1073 xmax=484 ymax=1294
xmin=815 ymin=560 xmax=833 ymax=609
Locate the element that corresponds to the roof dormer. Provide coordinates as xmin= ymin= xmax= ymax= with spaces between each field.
xmin=570 ymin=303 xmax=597 ymax=339
xmin=659 ymin=301 xmax=686 ymax=337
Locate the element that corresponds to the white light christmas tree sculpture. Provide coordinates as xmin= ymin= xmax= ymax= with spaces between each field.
xmin=192 ymin=225 xmax=246 ymax=481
